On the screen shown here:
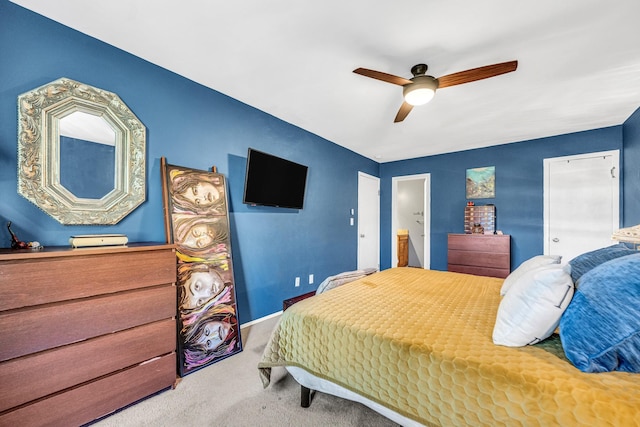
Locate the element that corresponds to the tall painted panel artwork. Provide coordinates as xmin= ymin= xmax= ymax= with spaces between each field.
xmin=161 ymin=158 xmax=242 ymax=376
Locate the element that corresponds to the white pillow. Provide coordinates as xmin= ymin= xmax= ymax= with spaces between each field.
xmin=500 ymin=254 xmax=562 ymax=296
xmin=493 ymin=263 xmax=574 ymax=347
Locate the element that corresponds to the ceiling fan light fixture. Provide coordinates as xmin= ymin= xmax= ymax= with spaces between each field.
xmin=402 ymin=76 xmax=438 ymax=106
xmin=403 ymin=76 xmax=438 ymax=106
xmin=404 ymin=87 xmax=435 ymax=106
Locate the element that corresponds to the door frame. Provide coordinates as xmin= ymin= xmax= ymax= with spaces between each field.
xmin=357 ymin=172 xmax=380 ymax=270
xmin=391 ymin=173 xmax=431 ymax=269
xmin=543 ymin=150 xmax=620 ymax=255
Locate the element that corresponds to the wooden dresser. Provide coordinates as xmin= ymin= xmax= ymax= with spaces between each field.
xmin=0 ymin=243 xmax=177 ymax=427
xmin=447 ymin=234 xmax=511 ymax=278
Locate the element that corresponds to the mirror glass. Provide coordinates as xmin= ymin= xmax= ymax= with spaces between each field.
xmin=17 ymin=78 xmax=146 ymax=225
xmin=59 ymin=112 xmax=116 ymax=199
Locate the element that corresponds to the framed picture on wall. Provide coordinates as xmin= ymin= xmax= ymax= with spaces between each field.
xmin=466 ymin=166 xmax=495 ymax=199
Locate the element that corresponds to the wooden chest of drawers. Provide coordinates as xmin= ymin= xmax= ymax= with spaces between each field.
xmin=0 ymin=243 xmax=177 ymax=427
xmin=447 ymin=234 xmax=511 ymax=278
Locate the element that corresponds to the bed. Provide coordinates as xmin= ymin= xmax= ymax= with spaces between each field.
xmin=258 ymin=266 xmax=640 ymax=426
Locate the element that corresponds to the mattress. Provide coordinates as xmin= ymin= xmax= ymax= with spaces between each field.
xmin=259 ymin=267 xmax=640 ymax=426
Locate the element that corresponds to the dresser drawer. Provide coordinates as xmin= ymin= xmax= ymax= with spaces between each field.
xmin=0 ymin=247 xmax=176 ymax=311
xmin=447 ymin=249 xmax=510 ymax=269
xmin=447 ymin=234 xmax=510 ymax=253
xmin=0 ymin=353 xmax=176 ymax=427
xmin=0 ymin=285 xmax=176 ymax=362
xmin=448 ymin=264 xmax=510 ymax=279
xmin=0 ymin=319 xmax=175 ymax=412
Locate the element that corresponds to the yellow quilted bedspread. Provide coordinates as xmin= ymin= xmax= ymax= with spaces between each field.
xmin=258 ymin=268 xmax=640 ymax=426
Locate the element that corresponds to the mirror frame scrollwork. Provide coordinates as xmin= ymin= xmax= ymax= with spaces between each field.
xmin=17 ymin=78 xmax=146 ymax=225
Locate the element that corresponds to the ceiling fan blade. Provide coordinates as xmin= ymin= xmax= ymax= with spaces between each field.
xmin=353 ymin=68 xmax=413 ymax=86
xmin=437 ymin=60 xmax=518 ymax=89
xmin=394 ymin=101 xmax=414 ymax=123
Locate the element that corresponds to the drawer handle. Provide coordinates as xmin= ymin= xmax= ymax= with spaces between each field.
xmin=552 ymin=237 xmax=559 ymax=243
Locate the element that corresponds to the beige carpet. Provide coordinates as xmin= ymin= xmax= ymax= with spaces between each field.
xmin=92 ymin=314 xmax=399 ymax=427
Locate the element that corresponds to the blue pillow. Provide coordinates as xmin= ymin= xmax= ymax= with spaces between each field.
xmin=568 ymin=243 xmax=635 ymax=284
xmin=560 ymin=253 xmax=640 ymax=373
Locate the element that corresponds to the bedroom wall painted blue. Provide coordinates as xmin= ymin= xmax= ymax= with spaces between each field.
xmin=2 ymin=1 xmax=639 ymax=323
xmin=379 ymin=126 xmax=625 ymax=271
xmin=623 ymin=107 xmax=640 ymax=226
xmin=0 ymin=1 xmax=378 ymax=323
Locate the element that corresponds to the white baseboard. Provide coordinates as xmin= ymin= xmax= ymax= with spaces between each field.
xmin=240 ymin=310 xmax=282 ymax=329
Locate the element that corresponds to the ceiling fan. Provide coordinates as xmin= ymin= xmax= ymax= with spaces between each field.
xmin=353 ymin=60 xmax=518 ymax=122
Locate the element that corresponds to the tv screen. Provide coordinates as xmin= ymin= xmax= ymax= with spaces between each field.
xmin=243 ymin=148 xmax=308 ymax=209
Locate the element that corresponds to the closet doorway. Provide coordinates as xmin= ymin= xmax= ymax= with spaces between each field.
xmin=544 ymin=150 xmax=620 ymax=262
xmin=391 ymin=174 xmax=431 ymax=269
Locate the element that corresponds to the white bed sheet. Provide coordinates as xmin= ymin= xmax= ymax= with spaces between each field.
xmin=286 ymin=366 xmax=425 ymax=427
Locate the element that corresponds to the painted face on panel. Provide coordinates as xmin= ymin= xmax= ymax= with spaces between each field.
xmin=195 ymin=320 xmax=231 ymax=351
xmin=169 ymin=168 xmax=226 ymax=215
xmin=173 ymin=215 xmax=230 ymax=259
xmin=178 ymin=263 xmax=227 ymax=310
xmin=185 ymin=270 xmax=225 ymax=309
xmin=182 ymin=222 xmax=217 ymax=249
xmin=181 ymin=181 xmax=220 ymax=208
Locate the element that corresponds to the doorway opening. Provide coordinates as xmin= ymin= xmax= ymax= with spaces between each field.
xmin=543 ymin=150 xmax=620 ymax=262
xmin=391 ymin=174 xmax=431 ymax=269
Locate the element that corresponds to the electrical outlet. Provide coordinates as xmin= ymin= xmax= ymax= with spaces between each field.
xmin=295 ymin=277 xmax=300 ymax=287
xmin=309 ymin=274 xmax=314 ymax=284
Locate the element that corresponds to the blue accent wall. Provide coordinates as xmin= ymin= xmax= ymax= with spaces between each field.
xmin=0 ymin=1 xmax=378 ymax=323
xmin=2 ymin=1 xmax=639 ymax=323
xmin=379 ymin=126 xmax=625 ymax=271
xmin=623 ymin=107 xmax=640 ymax=226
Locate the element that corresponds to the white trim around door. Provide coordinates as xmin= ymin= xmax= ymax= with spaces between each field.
xmin=391 ymin=173 xmax=431 ymax=269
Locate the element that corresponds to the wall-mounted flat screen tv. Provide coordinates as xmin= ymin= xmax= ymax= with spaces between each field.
xmin=243 ymin=148 xmax=308 ymax=209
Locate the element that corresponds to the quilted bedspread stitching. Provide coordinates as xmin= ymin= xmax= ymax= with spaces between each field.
xmin=258 ymin=268 xmax=640 ymax=426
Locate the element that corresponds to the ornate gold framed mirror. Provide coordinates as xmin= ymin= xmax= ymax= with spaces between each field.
xmin=17 ymin=78 xmax=146 ymax=225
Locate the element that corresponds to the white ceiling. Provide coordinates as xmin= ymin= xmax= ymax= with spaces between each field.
xmin=11 ymin=0 xmax=640 ymax=162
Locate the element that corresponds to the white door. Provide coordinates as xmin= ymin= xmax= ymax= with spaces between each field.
xmin=391 ymin=174 xmax=431 ymax=269
xmin=544 ymin=151 xmax=619 ymax=262
xmin=357 ymin=172 xmax=380 ymax=270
